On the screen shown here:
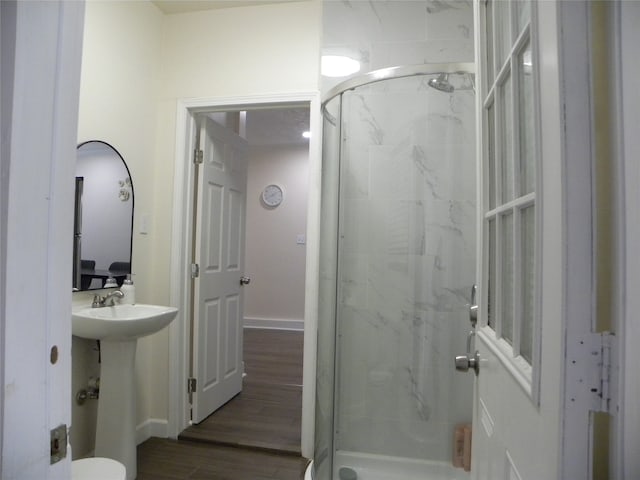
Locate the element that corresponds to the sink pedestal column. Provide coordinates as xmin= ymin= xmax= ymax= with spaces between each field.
xmin=95 ymin=339 xmax=138 ymax=480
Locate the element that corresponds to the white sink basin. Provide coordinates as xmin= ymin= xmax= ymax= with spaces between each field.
xmin=72 ymin=303 xmax=178 ymax=340
xmin=72 ymin=302 xmax=179 ymax=479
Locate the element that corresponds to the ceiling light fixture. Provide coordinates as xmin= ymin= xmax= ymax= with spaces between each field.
xmin=321 ymin=55 xmax=361 ymax=78
xmin=302 ymin=131 xmax=311 ymax=139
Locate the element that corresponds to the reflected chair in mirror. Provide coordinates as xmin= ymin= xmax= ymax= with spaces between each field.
xmin=80 ymin=259 xmax=96 ymax=290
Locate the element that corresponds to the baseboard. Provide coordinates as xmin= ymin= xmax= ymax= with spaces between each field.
xmin=243 ymin=316 xmax=304 ymax=331
xmin=136 ymin=418 xmax=168 ymax=445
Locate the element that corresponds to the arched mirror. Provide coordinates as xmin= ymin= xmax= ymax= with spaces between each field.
xmin=73 ymin=141 xmax=134 ymax=291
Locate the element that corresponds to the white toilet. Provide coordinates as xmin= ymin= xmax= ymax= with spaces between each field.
xmin=72 ymin=457 xmax=126 ymax=480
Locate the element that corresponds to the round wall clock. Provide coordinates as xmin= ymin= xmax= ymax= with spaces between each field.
xmin=261 ymin=184 xmax=284 ymax=208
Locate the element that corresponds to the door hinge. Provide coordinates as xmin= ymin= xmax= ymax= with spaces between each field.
xmin=187 ymin=377 xmax=197 ymax=394
xmin=194 ymin=149 xmax=204 ymax=164
xmin=573 ymin=331 xmax=618 ymax=414
xmin=191 ymin=263 xmax=200 ymax=278
xmin=50 ymin=424 xmax=68 ymax=464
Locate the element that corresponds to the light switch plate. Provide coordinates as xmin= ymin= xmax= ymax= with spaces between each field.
xmin=139 ymin=213 xmax=149 ymax=235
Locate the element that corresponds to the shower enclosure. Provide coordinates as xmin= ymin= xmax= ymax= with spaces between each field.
xmin=314 ymin=64 xmax=477 ymax=480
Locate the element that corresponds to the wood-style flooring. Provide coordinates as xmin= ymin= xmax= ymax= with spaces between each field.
xmin=136 ymin=437 xmax=308 ymax=480
xmin=137 ymin=328 xmax=307 ymax=479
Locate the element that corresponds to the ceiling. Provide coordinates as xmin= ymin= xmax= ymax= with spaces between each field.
xmin=245 ymin=108 xmax=310 ymax=146
xmin=151 ymin=0 xmax=302 ymax=15
xmin=208 ymin=107 xmax=310 ymax=146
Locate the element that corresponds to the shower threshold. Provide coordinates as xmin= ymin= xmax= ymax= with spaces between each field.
xmin=332 ymin=451 xmax=470 ymax=480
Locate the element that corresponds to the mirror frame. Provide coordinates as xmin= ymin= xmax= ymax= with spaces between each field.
xmin=73 ymin=140 xmax=134 ymax=291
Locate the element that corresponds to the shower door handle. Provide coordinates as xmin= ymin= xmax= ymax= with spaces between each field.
xmin=457 ymin=286 xmax=479 ymax=376
xmin=469 ymin=284 xmax=478 ymax=327
xmin=465 ymin=329 xmax=475 ymax=353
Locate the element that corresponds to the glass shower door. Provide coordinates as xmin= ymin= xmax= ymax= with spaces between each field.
xmin=317 ymin=71 xmax=476 ymax=480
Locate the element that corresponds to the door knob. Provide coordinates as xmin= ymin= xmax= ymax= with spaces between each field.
xmin=455 ymin=351 xmax=479 ymax=375
xmin=240 ymin=276 xmax=251 ymax=286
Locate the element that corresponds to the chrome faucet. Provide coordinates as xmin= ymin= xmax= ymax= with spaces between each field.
xmin=92 ymin=290 xmax=124 ymax=308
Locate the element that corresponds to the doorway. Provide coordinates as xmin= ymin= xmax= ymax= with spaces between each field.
xmin=167 ymin=93 xmax=322 ymax=459
xmin=185 ymin=106 xmax=309 ymax=448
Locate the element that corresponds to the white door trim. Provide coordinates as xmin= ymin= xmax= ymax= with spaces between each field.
xmin=551 ymin=2 xmax=597 ymax=478
xmin=617 ymin=1 xmax=640 ymax=477
xmin=168 ymin=92 xmax=322 ymax=459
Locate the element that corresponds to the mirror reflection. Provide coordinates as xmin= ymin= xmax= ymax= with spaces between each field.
xmin=73 ymin=141 xmax=134 ymax=291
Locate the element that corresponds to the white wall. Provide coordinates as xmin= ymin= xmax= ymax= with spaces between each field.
xmin=77 ymin=0 xmax=162 ymax=300
xmin=74 ymin=0 xmax=321 ymax=444
xmin=73 ymin=0 xmax=164 ymax=457
xmin=149 ymin=1 xmax=320 ymax=422
xmin=244 ymin=144 xmax=309 ymax=329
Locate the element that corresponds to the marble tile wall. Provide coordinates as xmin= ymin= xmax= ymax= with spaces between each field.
xmin=322 ymin=0 xmax=474 ymax=94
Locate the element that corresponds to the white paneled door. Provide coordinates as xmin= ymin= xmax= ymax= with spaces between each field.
xmin=470 ymin=1 xmax=595 ymax=479
xmin=192 ymin=117 xmax=249 ymax=424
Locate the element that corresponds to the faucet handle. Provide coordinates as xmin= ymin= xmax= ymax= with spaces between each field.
xmin=92 ymin=295 xmax=103 ymax=308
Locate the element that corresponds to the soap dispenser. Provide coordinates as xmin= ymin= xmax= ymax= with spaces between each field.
xmin=120 ymin=274 xmax=135 ymax=305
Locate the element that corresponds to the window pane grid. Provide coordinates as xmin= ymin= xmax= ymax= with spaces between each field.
xmin=520 ymin=205 xmax=535 ymax=362
xmin=482 ymin=0 xmax=536 ymax=368
xmin=518 ymin=39 xmax=535 ymax=195
xmin=490 ymin=18 xmax=532 ymax=104
xmin=485 ymin=192 xmax=535 ymax=219
xmin=487 ymin=217 xmax=496 ymax=329
xmin=500 ymin=212 xmax=514 ymax=344
xmin=486 ymin=206 xmax=533 ymax=354
xmin=485 ymin=0 xmax=495 ymax=88
xmin=511 ymin=48 xmax=521 ymax=199
xmin=499 ymin=73 xmax=513 ymax=203
xmin=516 ymin=0 xmax=531 ymax=32
xmin=495 ymin=0 xmax=511 ymax=70
xmin=512 ymin=207 xmax=523 ymax=356
xmin=487 ymin=102 xmax=496 ymax=210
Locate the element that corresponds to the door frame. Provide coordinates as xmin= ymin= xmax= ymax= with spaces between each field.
xmin=167 ymin=92 xmax=322 ymax=459
xmin=550 ymin=1 xmax=597 ymax=477
xmin=616 ymin=1 xmax=640 ymax=476
xmin=556 ymin=2 xmax=640 ymax=477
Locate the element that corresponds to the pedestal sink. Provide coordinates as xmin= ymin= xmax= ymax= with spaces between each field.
xmin=72 ymin=303 xmax=178 ymax=480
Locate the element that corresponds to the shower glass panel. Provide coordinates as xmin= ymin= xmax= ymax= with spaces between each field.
xmin=315 ymin=65 xmax=476 ymax=480
xmin=314 ymin=94 xmax=342 ymax=480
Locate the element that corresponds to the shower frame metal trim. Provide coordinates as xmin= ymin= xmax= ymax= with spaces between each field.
xmin=322 ymin=62 xmax=476 ymax=107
